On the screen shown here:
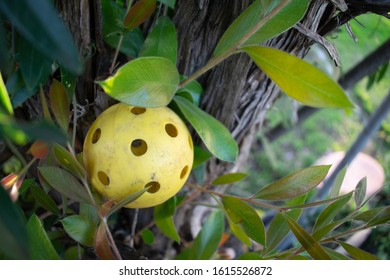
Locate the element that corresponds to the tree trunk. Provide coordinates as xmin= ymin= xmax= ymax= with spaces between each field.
xmin=58 ymin=0 xmax=342 ymax=258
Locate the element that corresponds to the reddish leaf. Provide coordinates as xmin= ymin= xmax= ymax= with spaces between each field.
xmin=50 ymin=79 xmax=70 ymax=131
xmin=1 ymin=173 xmax=18 ymax=189
xmin=95 ymin=222 xmax=117 ymax=260
xmin=30 ymin=140 xmax=50 ymax=159
xmin=124 ymin=0 xmax=156 ymax=30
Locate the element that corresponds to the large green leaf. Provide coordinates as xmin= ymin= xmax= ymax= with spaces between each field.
xmin=18 ymin=36 xmax=52 ymax=91
xmin=178 ymin=210 xmax=224 ymax=260
xmin=313 ymin=192 xmax=352 ymax=231
xmin=97 ymin=57 xmax=179 ymax=107
xmin=30 ymin=185 xmax=60 ymax=215
xmin=222 ymin=196 xmax=265 ymax=246
xmin=0 ymin=0 xmax=82 ymax=74
xmin=213 ymin=0 xmax=309 ymax=56
xmin=338 ymin=241 xmax=379 ymax=260
xmin=265 ymin=194 xmax=306 ymax=254
xmin=139 ymin=16 xmax=177 ymax=64
xmin=101 ymin=0 xmax=144 ymax=57
xmin=284 ymin=214 xmax=331 ymax=260
xmin=154 ymin=196 xmax=180 ymax=243
xmin=53 ymin=144 xmax=86 ymax=179
xmin=38 ymin=166 xmax=91 ymax=204
xmin=0 ymin=185 xmax=29 ymax=259
xmin=61 ymin=215 xmax=96 ymax=247
xmin=173 ymin=96 xmax=238 ymax=162
xmin=26 ymin=214 xmax=60 ymax=260
xmin=254 ymin=165 xmax=330 ymax=200
xmin=243 ymin=46 xmax=353 ymax=108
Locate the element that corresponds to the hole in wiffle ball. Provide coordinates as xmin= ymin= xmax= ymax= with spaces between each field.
xmin=97 ymin=171 xmax=110 ymax=186
xmin=131 ymin=107 xmax=146 ymax=115
xmin=165 ymin=123 xmax=178 ymax=138
xmin=92 ymin=128 xmax=101 ymax=144
xmin=131 ymin=139 xmax=148 ymax=156
xmin=180 ymin=165 xmax=189 ymax=179
xmin=144 ymin=181 xmax=160 ymax=193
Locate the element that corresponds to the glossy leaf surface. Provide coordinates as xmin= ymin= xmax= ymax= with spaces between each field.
xmin=154 ymin=197 xmax=180 ymax=243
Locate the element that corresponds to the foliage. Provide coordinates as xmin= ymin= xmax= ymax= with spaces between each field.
xmin=0 ymin=0 xmax=389 ymax=260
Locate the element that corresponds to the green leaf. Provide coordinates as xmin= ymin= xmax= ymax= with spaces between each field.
xmin=60 ymin=66 xmax=77 ymax=100
xmin=254 ymin=165 xmax=330 ymax=200
xmin=192 ymin=146 xmax=212 ymax=169
xmin=366 ymin=206 xmax=390 ymax=227
xmin=97 ymin=57 xmax=179 ymax=107
xmin=30 ymin=185 xmax=60 ymax=215
xmin=7 ymin=70 xmax=35 ymax=108
xmin=16 ymin=119 xmax=68 ymax=144
xmin=140 ymin=228 xmax=155 ymax=245
xmin=212 ymin=173 xmax=248 ymax=185
xmin=190 ymin=210 xmax=224 ymax=260
xmin=0 ymin=0 xmax=82 ymax=74
xmin=176 ymin=77 xmax=203 ymax=106
xmin=0 ymin=185 xmax=29 ymax=259
xmin=18 ymin=36 xmax=52 ymax=91
xmin=173 ymin=96 xmax=238 ymax=162
xmin=61 ymin=215 xmax=96 ymax=247
xmin=26 ymin=214 xmax=60 ymax=260
xmin=80 ymin=203 xmax=100 ymax=226
xmin=95 ymin=222 xmax=116 ymax=260
xmin=0 ymin=72 xmax=14 ymax=115
xmin=101 ymin=0 xmax=144 ymax=57
xmin=243 ymin=0 xmax=309 ymax=46
xmin=222 ymin=196 xmax=265 ymax=246
xmin=265 ymin=194 xmax=306 ymax=254
xmin=243 ymin=46 xmax=353 ymax=108
xmin=313 ymin=219 xmax=347 ymax=241
xmin=354 ymin=177 xmax=367 ymax=208
xmin=213 ymin=0 xmax=309 ymax=56
xmin=38 ymin=166 xmax=91 ymax=204
xmin=313 ymin=192 xmax=352 ymax=231
xmin=50 ymin=80 xmax=70 ymax=131
xmin=353 ymin=207 xmax=385 ymax=223
xmin=139 ymin=16 xmax=177 ymax=64
xmin=124 ymin=0 xmax=156 ymax=30
xmin=284 ymin=214 xmax=331 ymax=260
xmin=53 ymin=144 xmax=86 ymax=179
xmin=154 ymin=196 xmax=180 ymax=243
xmin=338 ymin=241 xmax=379 ymax=260
xmin=158 ymin=0 xmax=176 ymax=9
xmin=323 ymin=247 xmax=351 ymax=260
xmin=237 ymin=252 xmax=263 ymax=260
xmin=330 ymin=166 xmax=347 ymax=198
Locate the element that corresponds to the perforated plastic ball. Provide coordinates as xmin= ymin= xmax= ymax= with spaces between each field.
xmin=83 ymin=103 xmax=194 ymax=208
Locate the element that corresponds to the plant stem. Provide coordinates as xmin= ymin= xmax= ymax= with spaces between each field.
xmin=4 ymin=138 xmax=27 ymax=166
xmin=129 ymin=208 xmax=139 ymax=248
xmin=179 ymin=0 xmax=291 ymax=88
xmin=109 ymin=0 xmax=134 ymax=74
xmin=71 ymin=95 xmax=78 ymax=149
xmin=103 ymin=218 xmax=123 ymax=260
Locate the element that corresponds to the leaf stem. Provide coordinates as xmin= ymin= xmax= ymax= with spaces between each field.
xmin=102 ymin=218 xmax=122 ymax=260
xmin=179 ymin=0 xmax=291 ymax=88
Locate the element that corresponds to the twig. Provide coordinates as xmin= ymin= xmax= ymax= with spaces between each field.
xmin=129 ymin=208 xmax=139 ymax=248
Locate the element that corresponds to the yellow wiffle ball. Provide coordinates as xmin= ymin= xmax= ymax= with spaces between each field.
xmin=83 ymin=103 xmax=194 ymax=208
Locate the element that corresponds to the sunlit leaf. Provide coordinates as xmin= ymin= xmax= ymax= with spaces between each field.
xmin=254 ymin=165 xmax=330 ymax=200
xmin=50 ymin=79 xmax=70 ymax=131
xmin=154 ymin=196 xmax=180 ymax=243
xmin=212 ymin=173 xmax=248 ymax=185
xmin=124 ymin=0 xmax=156 ymax=30
xmin=0 ymin=72 xmax=13 ymax=115
xmin=223 ymin=196 xmax=265 ymax=246
xmin=97 ymin=57 xmax=179 ymax=107
xmin=26 ymin=214 xmax=60 ymax=260
xmin=38 ymin=166 xmax=91 ymax=204
xmin=0 ymin=0 xmax=82 ymax=74
xmin=0 ymin=185 xmax=29 ymax=259
xmin=173 ymin=96 xmax=238 ymax=162
xmin=284 ymin=214 xmax=331 ymax=260
xmin=330 ymin=166 xmax=347 ymax=198
xmin=61 ymin=215 xmax=96 ymax=247
xmin=313 ymin=192 xmax=352 ymax=231
xmin=338 ymin=241 xmax=379 ymax=260
xmin=139 ymin=16 xmax=177 ymax=64
xmin=53 ymin=144 xmax=86 ymax=178
xmin=354 ymin=177 xmax=367 ymax=208
xmin=243 ymin=46 xmax=353 ymax=108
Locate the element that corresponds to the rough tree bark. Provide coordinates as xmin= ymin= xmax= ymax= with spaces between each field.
xmin=58 ymin=0 xmax=352 ymax=259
